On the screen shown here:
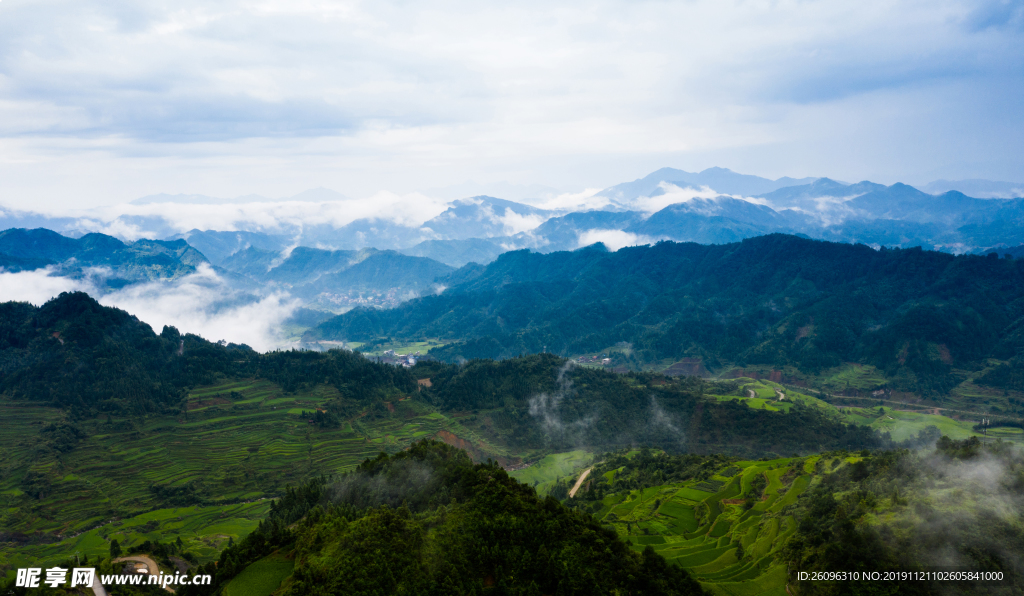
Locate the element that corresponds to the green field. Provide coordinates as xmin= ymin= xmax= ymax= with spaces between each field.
xmin=707 ymin=379 xmax=834 ymax=415
xmin=355 ymin=338 xmax=450 ymax=356
xmin=223 ymin=552 xmax=294 ymax=596
xmin=0 ymin=377 xmax=510 ymax=570
xmin=509 ymin=450 xmax=594 ymax=496
xmin=588 ymin=457 xmax=846 ymax=595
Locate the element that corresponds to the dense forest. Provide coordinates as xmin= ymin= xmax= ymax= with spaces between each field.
xmin=413 ymin=355 xmax=882 ymax=457
xmin=309 ymin=234 xmax=1024 ymax=396
xmin=176 ymin=441 xmax=708 ymax=596
xmin=783 ymin=438 xmax=1024 ymax=595
xmin=0 ymin=292 xmax=416 ymax=415
xmin=0 ymin=294 xmax=882 ymax=459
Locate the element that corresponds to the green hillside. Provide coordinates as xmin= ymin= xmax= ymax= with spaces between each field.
xmin=175 ymin=442 xmax=709 ymax=596
xmin=2 ymin=292 xmax=1020 ymax=596
xmin=563 ymin=441 xmax=1024 ymax=595
xmin=0 ymin=227 xmax=208 ymax=282
xmin=309 ymin=234 xmax=1024 ymax=403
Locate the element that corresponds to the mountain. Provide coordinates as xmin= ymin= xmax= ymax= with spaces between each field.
xmin=308 ymin=234 xmax=1024 ymax=397
xmin=421 ymin=196 xmax=557 ymax=240
xmin=176 ymin=442 xmax=709 ymax=596
xmin=0 ymin=207 xmax=80 ymax=237
xmin=598 ymin=167 xmax=816 ymax=206
xmin=399 ymin=238 xmax=505 ymax=267
xmin=296 ymin=218 xmax=427 ymax=250
xmin=844 ymin=184 xmax=996 ymax=225
xmin=217 ymin=245 xmax=454 ymax=310
xmin=521 ymin=210 xmax=647 ymax=252
xmin=627 ymin=196 xmax=797 ymax=243
xmin=299 ymin=250 xmax=453 ymax=297
xmin=173 ymin=229 xmax=289 ymax=265
xmin=756 ymin=178 xmax=886 ymax=214
xmin=0 ymin=227 xmax=209 ymax=283
xmin=922 ymin=178 xmax=1024 ymax=198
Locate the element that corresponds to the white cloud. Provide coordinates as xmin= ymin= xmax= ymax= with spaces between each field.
xmin=96 ymin=265 xmax=300 ymax=351
xmin=0 ymin=264 xmax=300 ymax=351
xmin=576 ymin=229 xmax=655 ymax=251
xmin=532 ymin=188 xmax=609 ymax=212
xmin=21 ymin=190 xmax=452 ymax=239
xmin=0 ymin=0 xmax=1020 ymax=206
xmin=631 ymin=182 xmax=772 ymax=214
xmin=499 ymin=209 xmax=548 ymax=235
xmin=0 ymin=267 xmax=92 ymax=305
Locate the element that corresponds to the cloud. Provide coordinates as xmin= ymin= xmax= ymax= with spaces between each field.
xmin=498 ymin=209 xmax=548 ymax=235
xmin=0 ymin=267 xmax=92 ymax=305
xmin=528 ymin=361 xmax=596 ymax=444
xmin=532 ymin=188 xmax=610 ymax=212
xmin=576 ymin=229 xmax=655 ymax=251
xmin=12 ymin=190 xmax=452 ymax=240
xmin=0 ymin=264 xmax=300 ymax=351
xmin=98 ymin=264 xmax=301 ymax=351
xmin=0 ymin=0 xmax=1021 ymax=205
xmin=631 ymin=182 xmax=773 ymax=214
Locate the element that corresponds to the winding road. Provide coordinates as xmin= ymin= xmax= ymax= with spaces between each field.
xmin=112 ymin=556 xmax=174 ymax=593
xmin=569 ymin=467 xmax=592 ymax=498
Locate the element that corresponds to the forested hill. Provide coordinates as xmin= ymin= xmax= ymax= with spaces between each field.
xmin=412 ymin=355 xmax=881 ymax=456
xmin=0 ymin=227 xmax=208 ymax=282
xmin=0 ymin=292 xmax=879 ymax=457
xmin=0 ymin=292 xmax=416 ymax=414
xmin=309 ymin=234 xmax=1024 ymax=396
xmin=178 ymin=441 xmax=708 ymax=596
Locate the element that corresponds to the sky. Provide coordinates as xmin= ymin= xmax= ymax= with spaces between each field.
xmin=0 ymin=0 xmax=1022 ymax=210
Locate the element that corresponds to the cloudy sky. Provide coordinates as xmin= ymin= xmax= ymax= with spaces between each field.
xmin=1 ymin=0 xmax=1022 ymax=210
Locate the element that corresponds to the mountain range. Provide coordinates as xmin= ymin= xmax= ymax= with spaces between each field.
xmin=0 ymin=228 xmax=208 ymax=285
xmin=3 ymin=168 xmax=1024 ymax=267
xmin=4 ymin=166 xmax=1024 ymax=321
xmin=307 ymin=234 xmax=1024 ymax=398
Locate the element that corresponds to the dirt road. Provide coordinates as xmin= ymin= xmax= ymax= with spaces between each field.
xmin=113 ymin=556 xmax=174 ymax=593
xmin=90 ymin=575 xmax=108 ymax=596
xmin=568 ymin=467 xmax=592 ymax=498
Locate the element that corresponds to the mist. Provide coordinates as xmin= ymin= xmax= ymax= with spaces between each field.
xmin=0 ymin=264 xmax=300 ymax=352
xmin=528 ymin=361 xmax=597 ymax=446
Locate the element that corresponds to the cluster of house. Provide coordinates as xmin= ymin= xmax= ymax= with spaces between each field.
xmin=576 ymin=354 xmax=612 ymax=365
xmin=314 ymin=288 xmax=407 ymax=310
xmin=380 ymin=349 xmax=420 ymax=367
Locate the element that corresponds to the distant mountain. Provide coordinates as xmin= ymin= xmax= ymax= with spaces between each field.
xmin=521 ymin=210 xmax=647 ymax=251
xmin=308 ymin=234 xmax=1024 ymax=397
xmin=299 ymin=251 xmax=453 ymax=298
xmin=922 ymin=179 xmax=1024 ymax=199
xmin=421 ymin=196 xmax=557 ymax=240
xmin=628 ymin=197 xmax=795 ymax=242
xmin=217 ymin=245 xmax=453 ymax=310
xmin=598 ymin=167 xmax=816 ymax=206
xmin=296 ymin=218 xmax=426 ymax=250
xmin=8 ymin=168 xmax=1024 ymax=264
xmin=0 ymin=228 xmax=208 ymax=283
xmin=0 ymin=207 xmax=80 ymax=237
xmin=756 ymin=178 xmax=885 ymax=211
xmin=173 ymin=229 xmax=289 ymax=265
xmin=399 ymin=238 xmax=505 ymax=267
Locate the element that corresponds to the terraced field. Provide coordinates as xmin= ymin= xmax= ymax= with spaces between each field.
xmin=0 ymin=378 xmax=508 ymax=570
xmin=708 ymin=379 xmax=833 ymax=414
xmin=509 ymin=450 xmax=594 ymax=496
xmin=590 ymin=456 xmax=840 ymax=596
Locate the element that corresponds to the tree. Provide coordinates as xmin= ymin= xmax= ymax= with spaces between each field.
xmin=110 ymin=539 xmax=122 ymax=559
